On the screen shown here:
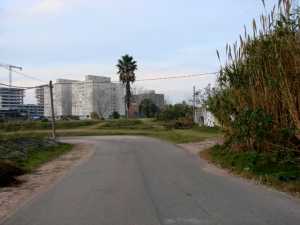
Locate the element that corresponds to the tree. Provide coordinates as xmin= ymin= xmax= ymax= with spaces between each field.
xmin=116 ymin=55 xmax=138 ymax=118
xmin=158 ymin=103 xmax=192 ymax=121
xmin=139 ymin=99 xmax=159 ymax=118
xmin=110 ymin=111 xmax=120 ymax=119
xmin=90 ymin=112 xmax=101 ymax=120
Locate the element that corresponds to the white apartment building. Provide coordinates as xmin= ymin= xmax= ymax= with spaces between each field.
xmin=44 ymin=75 xmax=125 ymax=119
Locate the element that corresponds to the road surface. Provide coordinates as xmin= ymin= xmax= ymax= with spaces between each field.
xmin=2 ymin=136 xmax=300 ymax=225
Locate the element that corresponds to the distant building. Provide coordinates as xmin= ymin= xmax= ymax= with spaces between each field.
xmin=35 ymin=87 xmax=45 ymax=116
xmin=0 ymin=87 xmax=25 ymax=119
xmin=17 ymin=104 xmax=44 ymax=119
xmin=132 ymin=90 xmax=165 ymax=109
xmin=129 ymin=90 xmax=165 ymax=118
xmin=195 ymin=106 xmax=217 ymax=127
xmin=0 ymin=87 xmax=44 ymax=120
xmin=45 ymin=79 xmax=77 ymax=117
xmin=44 ymin=75 xmax=125 ymax=119
xmin=0 ymin=87 xmax=24 ymax=110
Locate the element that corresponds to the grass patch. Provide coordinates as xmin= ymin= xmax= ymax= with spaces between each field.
xmin=201 ymin=145 xmax=300 ymax=195
xmin=1 ymin=119 xmax=222 ymax=144
xmin=0 ymin=120 xmax=102 ymax=132
xmin=16 ymin=119 xmax=213 ymax=144
xmin=17 ymin=143 xmax=72 ymax=172
xmin=98 ymin=119 xmax=161 ymax=130
xmin=0 ymin=136 xmax=73 ymax=186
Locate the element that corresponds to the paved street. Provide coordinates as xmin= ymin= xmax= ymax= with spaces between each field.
xmin=2 ymin=136 xmax=300 ymax=225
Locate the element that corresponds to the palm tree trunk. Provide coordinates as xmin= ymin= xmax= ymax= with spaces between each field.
xmin=125 ymin=81 xmax=131 ymax=119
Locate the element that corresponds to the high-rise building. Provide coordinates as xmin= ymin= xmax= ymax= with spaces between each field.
xmin=132 ymin=90 xmax=165 ymax=109
xmin=0 ymin=87 xmax=24 ymax=110
xmin=35 ymin=87 xmax=45 ymax=116
xmin=44 ymin=75 xmax=125 ymax=119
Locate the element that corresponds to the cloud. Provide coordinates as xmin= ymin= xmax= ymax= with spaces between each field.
xmin=30 ymin=0 xmax=65 ymax=14
xmin=1 ymin=0 xmax=83 ymax=20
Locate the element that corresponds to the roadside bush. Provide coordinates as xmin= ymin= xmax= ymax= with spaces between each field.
xmin=110 ymin=111 xmax=120 ymax=119
xmin=90 ymin=112 xmax=102 ymax=120
xmin=0 ymin=136 xmax=71 ymax=187
xmin=158 ymin=103 xmax=192 ymax=121
xmin=174 ymin=117 xmax=194 ymax=129
xmin=161 ymin=117 xmax=194 ymax=130
xmin=205 ymin=0 xmax=300 ymax=154
xmin=210 ymin=145 xmax=300 ymax=182
xmin=0 ymin=120 xmax=100 ymax=132
xmin=139 ymin=99 xmax=159 ymax=118
xmin=232 ymin=108 xmax=273 ymax=149
xmin=100 ymin=119 xmax=143 ymax=129
xmin=60 ymin=115 xmax=80 ymax=120
xmin=0 ymin=160 xmax=25 ymax=187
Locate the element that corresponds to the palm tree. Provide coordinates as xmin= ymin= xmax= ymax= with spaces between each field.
xmin=116 ymin=54 xmax=138 ymax=118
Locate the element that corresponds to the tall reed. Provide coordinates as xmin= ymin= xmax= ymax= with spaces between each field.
xmin=207 ymin=0 xmax=300 ymax=152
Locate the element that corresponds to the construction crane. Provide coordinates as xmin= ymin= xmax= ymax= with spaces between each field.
xmin=0 ymin=63 xmax=23 ymax=87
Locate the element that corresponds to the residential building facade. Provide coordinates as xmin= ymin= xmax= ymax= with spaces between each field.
xmin=132 ymin=90 xmax=165 ymax=109
xmin=44 ymin=75 xmax=125 ymax=119
xmin=0 ymin=87 xmax=24 ymax=110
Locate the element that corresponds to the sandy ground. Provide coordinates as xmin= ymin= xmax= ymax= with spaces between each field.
xmin=0 ymin=143 xmax=95 ymax=223
xmin=177 ymin=138 xmax=222 ymax=155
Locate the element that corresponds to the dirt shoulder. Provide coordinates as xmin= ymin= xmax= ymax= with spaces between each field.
xmin=177 ymin=138 xmax=222 ymax=155
xmin=0 ymin=143 xmax=94 ymax=223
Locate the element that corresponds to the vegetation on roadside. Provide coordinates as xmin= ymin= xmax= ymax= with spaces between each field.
xmin=206 ymin=0 xmax=300 ymax=151
xmin=206 ymin=0 xmax=300 ymax=152
xmin=0 ymin=120 xmax=101 ymax=132
xmin=0 ymin=136 xmax=72 ymax=187
xmin=201 ymin=0 xmax=300 ymax=194
xmin=139 ymin=98 xmax=160 ymax=118
xmin=202 ymin=145 xmax=300 ymax=194
xmin=157 ymin=102 xmax=195 ymax=129
xmin=97 ymin=119 xmax=221 ymax=143
xmin=1 ymin=119 xmax=221 ymax=144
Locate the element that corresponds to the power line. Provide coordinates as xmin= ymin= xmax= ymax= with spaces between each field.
xmin=43 ymin=72 xmax=219 ymax=85
xmin=135 ymin=72 xmax=218 ymax=82
xmin=0 ymin=82 xmax=48 ymax=90
xmin=0 ymin=71 xmax=218 ymax=88
xmin=0 ymin=66 xmax=47 ymax=84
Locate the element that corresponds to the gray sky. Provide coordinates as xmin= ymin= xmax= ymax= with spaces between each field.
xmin=0 ymin=0 xmax=278 ymax=103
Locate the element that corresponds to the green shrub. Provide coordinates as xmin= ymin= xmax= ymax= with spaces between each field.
xmin=232 ymin=108 xmax=273 ymax=149
xmin=174 ymin=117 xmax=194 ymax=129
xmin=0 ymin=120 xmax=100 ymax=132
xmin=90 ymin=112 xmax=101 ymax=120
xmin=99 ymin=119 xmax=146 ymax=129
xmin=158 ymin=103 xmax=192 ymax=121
xmin=0 ymin=136 xmax=72 ymax=187
xmin=210 ymin=145 xmax=300 ymax=182
xmin=110 ymin=111 xmax=120 ymax=119
xmin=139 ymin=99 xmax=159 ymax=118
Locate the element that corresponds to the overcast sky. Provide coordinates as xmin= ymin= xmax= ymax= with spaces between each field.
xmin=0 ymin=0 xmax=278 ymax=103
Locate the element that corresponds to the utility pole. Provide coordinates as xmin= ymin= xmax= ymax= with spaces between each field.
xmin=193 ymin=86 xmax=196 ymax=123
xmin=49 ymin=81 xmax=56 ymax=139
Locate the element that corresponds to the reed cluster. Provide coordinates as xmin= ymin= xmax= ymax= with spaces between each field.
xmin=206 ymin=0 xmax=300 ymax=153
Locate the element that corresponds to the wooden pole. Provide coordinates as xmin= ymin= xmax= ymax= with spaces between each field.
xmin=49 ymin=80 xmax=56 ymax=139
xmin=193 ymin=86 xmax=196 ymax=123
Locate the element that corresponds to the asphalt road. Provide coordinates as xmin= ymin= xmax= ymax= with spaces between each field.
xmin=3 ymin=136 xmax=300 ymax=225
